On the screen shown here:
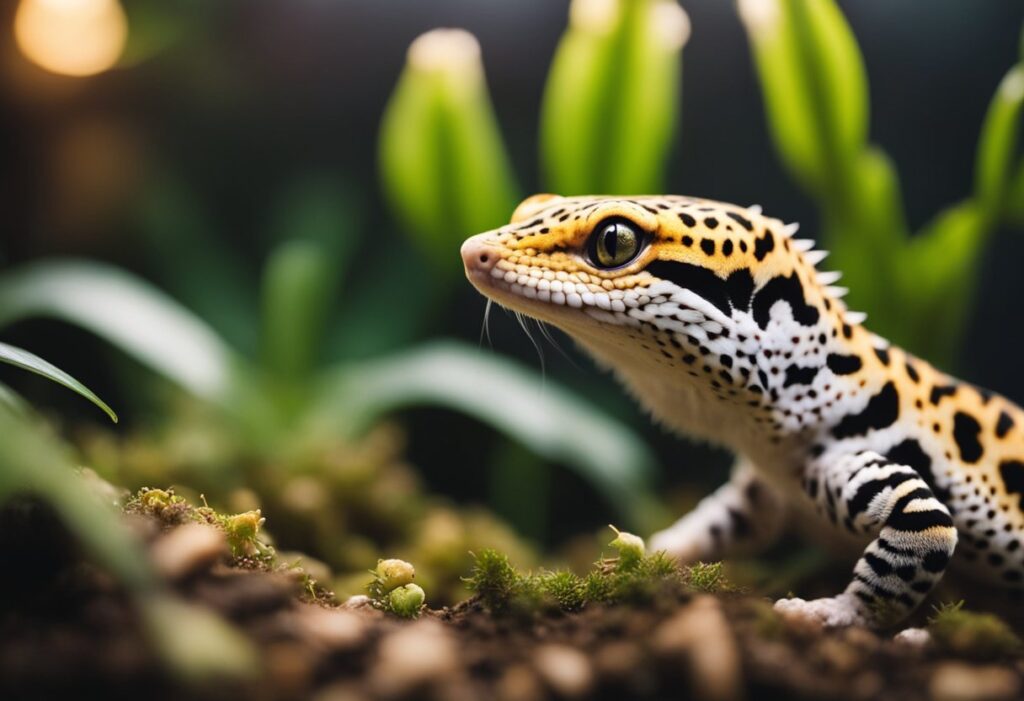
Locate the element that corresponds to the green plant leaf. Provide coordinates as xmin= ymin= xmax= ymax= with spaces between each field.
xmin=1006 ymin=160 xmax=1024 ymax=227
xmin=0 ymin=406 xmax=154 ymax=591
xmin=0 ymin=261 xmax=237 ymax=405
xmin=0 ymin=341 xmax=117 ymax=422
xmin=740 ymin=0 xmax=867 ymax=205
xmin=975 ymin=64 xmax=1024 ymax=220
xmin=308 ymin=340 xmax=667 ymax=532
xmin=380 ymin=29 xmax=518 ymax=275
xmin=541 ymin=0 xmax=688 ymax=195
xmin=0 ymin=381 xmax=29 ymax=417
xmin=260 ymin=240 xmax=334 ymax=386
xmin=0 ymin=406 xmax=256 ymax=681
xmin=899 ymin=201 xmax=985 ymax=368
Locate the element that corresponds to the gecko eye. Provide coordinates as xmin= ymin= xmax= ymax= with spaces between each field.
xmin=588 ymin=219 xmax=643 ymax=269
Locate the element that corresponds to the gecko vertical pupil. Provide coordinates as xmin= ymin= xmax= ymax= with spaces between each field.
xmin=591 ymin=219 xmax=641 ymax=268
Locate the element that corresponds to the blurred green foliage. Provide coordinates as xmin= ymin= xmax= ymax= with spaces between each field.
xmin=380 ymin=29 xmax=519 ymax=277
xmin=380 ymin=0 xmax=688 ymax=274
xmin=541 ymin=0 xmax=687 ymax=195
xmin=0 ymin=406 xmax=258 ymax=682
xmin=740 ymin=0 xmax=1024 ymax=367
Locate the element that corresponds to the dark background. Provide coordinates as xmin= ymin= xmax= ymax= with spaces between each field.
xmin=1 ymin=0 xmax=1022 ymax=545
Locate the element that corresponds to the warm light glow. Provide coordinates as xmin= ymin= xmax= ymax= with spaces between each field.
xmin=14 ymin=0 xmax=128 ymax=77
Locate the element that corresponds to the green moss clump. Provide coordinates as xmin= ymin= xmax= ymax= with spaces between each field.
xmin=927 ymin=601 xmax=1023 ymax=660
xmin=537 ymin=570 xmax=586 ymax=612
xmin=683 ymin=562 xmax=733 ymax=594
xmin=465 ymin=543 xmax=688 ymax=615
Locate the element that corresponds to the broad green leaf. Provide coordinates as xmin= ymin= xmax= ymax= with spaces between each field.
xmin=826 ymin=149 xmax=907 ymax=336
xmin=1006 ymin=160 xmax=1024 ymax=226
xmin=309 ymin=341 xmax=667 ymax=532
xmin=0 ymin=261 xmax=237 ymax=404
xmin=0 ymin=381 xmax=28 ymax=417
xmin=541 ymin=0 xmax=688 ymax=195
xmin=900 ymin=202 xmax=985 ymax=368
xmin=260 ymin=240 xmax=334 ymax=385
xmin=975 ymin=65 xmax=1024 ymax=220
xmin=380 ymin=29 xmax=518 ymax=275
xmin=0 ymin=407 xmax=256 ymax=680
xmin=0 ymin=341 xmax=117 ymax=422
xmin=0 ymin=406 xmax=153 ymax=591
xmin=740 ymin=0 xmax=867 ymax=204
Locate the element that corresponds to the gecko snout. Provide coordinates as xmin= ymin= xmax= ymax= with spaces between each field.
xmin=461 ymin=236 xmax=497 ymax=275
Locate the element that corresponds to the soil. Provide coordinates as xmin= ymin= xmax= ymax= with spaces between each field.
xmin=1 ymin=501 xmax=1023 ymax=701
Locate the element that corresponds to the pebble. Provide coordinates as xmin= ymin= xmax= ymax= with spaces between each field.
xmin=496 ymin=664 xmax=545 ymax=701
xmin=311 ymin=682 xmax=371 ymax=701
xmin=297 ymin=606 xmax=366 ymax=651
xmin=930 ymin=662 xmax=1021 ymax=701
xmin=594 ymin=641 xmax=643 ymax=682
xmin=894 ymin=627 xmax=932 ymax=648
xmin=149 ymin=523 xmax=226 ymax=580
xmin=370 ymin=619 xmax=458 ymax=698
xmin=532 ymin=644 xmax=593 ymax=698
xmin=652 ymin=596 xmax=742 ymax=701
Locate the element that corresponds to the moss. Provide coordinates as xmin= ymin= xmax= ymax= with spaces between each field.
xmin=464 ymin=549 xmax=523 ymax=612
xmin=927 ymin=600 xmax=1023 ymax=660
xmin=465 ymin=544 xmax=685 ymax=615
xmin=538 ymin=570 xmax=586 ymax=612
xmin=682 ymin=561 xmax=735 ymax=594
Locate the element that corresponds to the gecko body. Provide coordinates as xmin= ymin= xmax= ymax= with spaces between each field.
xmin=461 ymin=193 xmax=1024 ymax=627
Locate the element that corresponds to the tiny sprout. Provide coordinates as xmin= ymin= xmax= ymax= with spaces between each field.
xmin=139 ymin=488 xmax=174 ymax=509
xmin=389 ymin=583 xmax=426 ymax=618
xmin=375 ymin=558 xmax=416 ymax=592
xmin=226 ymin=510 xmax=265 ymax=541
xmin=608 ymin=525 xmax=645 ymax=569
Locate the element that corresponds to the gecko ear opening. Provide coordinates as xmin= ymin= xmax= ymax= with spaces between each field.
xmin=511 ymin=193 xmax=563 ymax=223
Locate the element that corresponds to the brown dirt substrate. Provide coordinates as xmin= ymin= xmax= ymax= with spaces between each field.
xmin=1 ymin=503 xmax=1023 ymax=701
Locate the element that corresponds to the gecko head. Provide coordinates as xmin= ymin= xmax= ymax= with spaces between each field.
xmin=463 ymin=194 xmax=862 ymax=412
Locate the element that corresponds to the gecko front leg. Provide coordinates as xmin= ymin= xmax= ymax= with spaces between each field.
xmin=776 ymin=450 xmax=958 ymax=628
xmin=649 ymin=459 xmax=785 ymax=564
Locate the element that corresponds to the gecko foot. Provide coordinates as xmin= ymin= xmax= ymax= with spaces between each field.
xmin=773 ymin=593 xmax=868 ymax=628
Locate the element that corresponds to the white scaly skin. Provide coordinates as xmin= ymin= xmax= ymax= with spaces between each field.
xmin=463 ymin=194 xmax=1024 ymax=629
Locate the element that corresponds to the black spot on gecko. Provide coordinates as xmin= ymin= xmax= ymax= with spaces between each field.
xmin=722 ymin=240 xmax=734 ymax=256
xmin=887 ymin=439 xmax=949 ymax=503
xmin=678 ymin=212 xmax=696 ymax=227
xmin=874 ymin=347 xmax=891 ymax=366
xmin=906 ymin=362 xmax=920 ymax=383
xmin=647 ymin=261 xmax=730 ymax=316
xmin=726 ymin=211 xmax=753 ymax=231
xmin=999 ymin=460 xmax=1024 ymax=510
xmin=701 ymin=239 xmax=716 ymax=255
xmin=953 ymin=411 xmax=984 ymax=463
xmin=751 ymin=273 xmax=819 ymax=329
xmin=784 ymin=365 xmax=818 ymax=388
xmin=930 ymin=385 xmax=958 ymax=405
xmin=832 ymin=382 xmax=900 ymax=439
xmin=996 ymin=410 xmax=1015 ymax=438
xmin=725 ymin=268 xmax=754 ymax=312
xmin=682 ymin=235 xmax=693 ymax=247
xmin=704 ymin=217 xmax=719 ymax=229
xmin=826 ymin=353 xmax=862 ymax=375
xmin=753 ymin=230 xmax=775 ymax=261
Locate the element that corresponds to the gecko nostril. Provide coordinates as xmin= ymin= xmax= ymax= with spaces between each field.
xmin=479 ymin=253 xmax=489 ymax=264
